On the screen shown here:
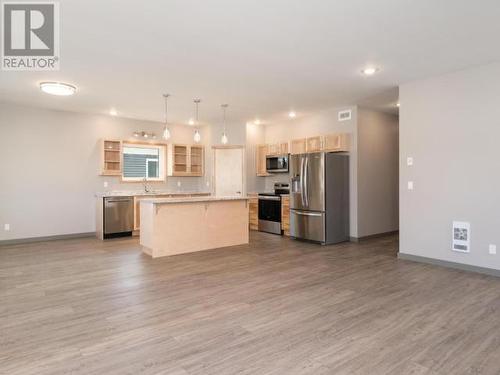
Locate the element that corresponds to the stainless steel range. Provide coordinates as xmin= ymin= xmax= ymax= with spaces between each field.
xmin=258 ymin=183 xmax=289 ymax=235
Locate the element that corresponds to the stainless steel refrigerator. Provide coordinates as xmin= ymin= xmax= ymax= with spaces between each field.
xmin=289 ymin=152 xmax=349 ymax=244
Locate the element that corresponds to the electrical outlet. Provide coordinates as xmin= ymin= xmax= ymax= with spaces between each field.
xmin=407 ymin=157 xmax=413 ymax=166
xmin=103 ymin=181 xmax=108 ymax=188
xmin=489 ymin=244 xmax=497 ymax=255
xmin=4 ymin=223 xmax=10 ymax=231
xmin=407 ymin=181 xmax=414 ymax=190
xmin=177 ymin=180 xmax=181 ymax=187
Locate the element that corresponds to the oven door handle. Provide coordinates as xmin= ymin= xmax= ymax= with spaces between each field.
xmin=258 ymin=196 xmax=281 ymax=201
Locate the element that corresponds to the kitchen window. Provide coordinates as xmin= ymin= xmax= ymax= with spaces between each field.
xmin=122 ymin=143 xmax=166 ymax=181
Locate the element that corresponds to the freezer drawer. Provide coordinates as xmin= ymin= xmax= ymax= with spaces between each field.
xmin=290 ymin=209 xmax=325 ymax=243
xmin=104 ymin=197 xmax=134 ymax=237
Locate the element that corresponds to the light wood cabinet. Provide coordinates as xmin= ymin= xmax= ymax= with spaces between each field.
xmin=168 ymin=144 xmax=204 ymax=177
xmin=248 ymin=194 xmax=258 ymax=230
xmin=290 ymin=138 xmax=307 ymax=154
xmin=306 ymin=136 xmax=322 ymax=152
xmin=322 ymin=133 xmax=350 ymax=152
xmin=100 ymin=139 xmax=122 ymax=175
xmin=281 ymin=195 xmax=290 ymax=236
xmin=267 ymin=142 xmax=289 ymax=156
xmin=256 ymin=144 xmax=269 ymax=176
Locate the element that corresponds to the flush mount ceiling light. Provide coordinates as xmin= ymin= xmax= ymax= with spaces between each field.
xmin=361 ymin=66 xmax=378 ymax=76
xmin=220 ymin=104 xmax=229 ymax=145
xmin=288 ymin=111 xmax=296 ymax=118
xmin=193 ymin=99 xmax=201 ymax=143
xmin=162 ymin=94 xmax=171 ymax=140
xmin=109 ymin=108 xmax=118 ymax=116
xmin=40 ymin=82 xmax=77 ymax=96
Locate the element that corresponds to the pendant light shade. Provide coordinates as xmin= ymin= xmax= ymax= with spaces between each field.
xmin=162 ymin=94 xmax=171 ymax=140
xmin=193 ymin=99 xmax=201 ymax=143
xmin=220 ymin=104 xmax=229 ymax=144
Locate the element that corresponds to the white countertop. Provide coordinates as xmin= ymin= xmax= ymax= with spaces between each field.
xmin=141 ymin=196 xmax=249 ymax=205
xmin=95 ymin=190 xmax=211 ymax=198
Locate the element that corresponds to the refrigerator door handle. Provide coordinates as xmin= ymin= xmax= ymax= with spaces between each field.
xmin=304 ymin=156 xmax=309 ymax=207
xmin=292 ymin=210 xmax=322 ymax=217
xmin=300 ymin=157 xmax=305 ymax=206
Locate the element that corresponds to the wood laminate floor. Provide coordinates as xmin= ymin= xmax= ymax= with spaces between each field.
xmin=1 ymin=232 xmax=500 ymax=375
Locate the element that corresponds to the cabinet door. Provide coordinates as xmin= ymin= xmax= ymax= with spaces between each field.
xmin=189 ymin=145 xmax=204 ymax=176
xmin=279 ymin=142 xmax=289 ymax=155
xmin=249 ymin=196 xmax=259 ymax=230
xmin=290 ymin=139 xmax=306 ymax=154
xmin=281 ymin=195 xmax=290 ymax=236
xmin=256 ymin=144 xmax=269 ymax=176
xmin=306 ymin=136 xmax=322 ymax=152
xmin=322 ymin=133 xmax=350 ymax=152
xmin=267 ymin=143 xmax=279 ymax=156
xmin=173 ymin=145 xmax=188 ymax=174
xmin=101 ymin=140 xmax=122 ymax=175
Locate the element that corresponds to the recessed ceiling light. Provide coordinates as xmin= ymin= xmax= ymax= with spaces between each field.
xmin=361 ymin=67 xmax=378 ymax=76
xmin=396 ymin=103 xmax=400 ymax=107
xmin=288 ymin=111 xmax=296 ymax=118
xmin=40 ymin=82 xmax=77 ymax=96
xmin=109 ymin=108 xmax=118 ymax=116
xmin=188 ymin=118 xmax=195 ymax=125
xmin=254 ymin=119 xmax=261 ymax=125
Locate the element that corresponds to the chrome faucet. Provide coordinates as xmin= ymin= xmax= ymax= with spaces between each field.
xmin=143 ymin=177 xmax=150 ymax=193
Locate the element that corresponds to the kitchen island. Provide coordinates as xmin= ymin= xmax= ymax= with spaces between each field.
xmin=140 ymin=196 xmax=249 ymax=258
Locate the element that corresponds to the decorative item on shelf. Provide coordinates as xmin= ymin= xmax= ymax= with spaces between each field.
xmin=133 ymin=131 xmax=156 ymax=139
xmin=193 ymin=99 xmax=201 ymax=143
xmin=162 ymin=93 xmax=171 ymax=140
xmin=220 ymin=103 xmax=229 ymax=145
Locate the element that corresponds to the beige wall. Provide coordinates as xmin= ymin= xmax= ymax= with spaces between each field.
xmin=0 ymin=103 xmax=209 ymax=241
xmin=400 ymin=62 xmax=500 ymax=271
xmin=357 ymin=108 xmax=399 ymax=237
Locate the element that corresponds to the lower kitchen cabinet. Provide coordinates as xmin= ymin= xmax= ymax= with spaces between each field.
xmin=248 ymin=194 xmax=258 ymax=230
xmin=281 ymin=195 xmax=290 ymax=236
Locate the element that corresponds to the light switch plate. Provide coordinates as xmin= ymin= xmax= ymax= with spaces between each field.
xmin=489 ymin=244 xmax=497 ymax=255
xmin=407 ymin=181 xmax=414 ymax=190
xmin=4 ymin=223 xmax=10 ymax=231
xmin=407 ymin=157 xmax=413 ymax=166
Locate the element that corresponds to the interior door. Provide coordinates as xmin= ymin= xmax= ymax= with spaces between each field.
xmin=214 ymin=148 xmax=244 ymax=197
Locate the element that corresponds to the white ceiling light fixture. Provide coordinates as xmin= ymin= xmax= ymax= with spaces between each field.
xmin=39 ymin=82 xmax=77 ymax=96
xmin=288 ymin=111 xmax=296 ymax=118
xmin=109 ymin=108 xmax=118 ymax=116
xmin=220 ymin=104 xmax=229 ymax=145
xmin=188 ymin=118 xmax=195 ymax=125
xmin=162 ymin=93 xmax=171 ymax=140
xmin=193 ymin=98 xmax=201 ymax=143
xmin=254 ymin=118 xmax=261 ymax=125
xmin=361 ymin=66 xmax=378 ymax=76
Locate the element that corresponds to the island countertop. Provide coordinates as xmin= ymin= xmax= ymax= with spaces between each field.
xmin=140 ymin=195 xmax=249 ymax=205
xmin=95 ymin=190 xmax=211 ymax=198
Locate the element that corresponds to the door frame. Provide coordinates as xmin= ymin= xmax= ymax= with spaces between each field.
xmin=212 ymin=145 xmax=246 ymax=196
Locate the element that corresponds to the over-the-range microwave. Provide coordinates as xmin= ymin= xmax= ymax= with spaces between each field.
xmin=266 ymin=154 xmax=289 ymax=173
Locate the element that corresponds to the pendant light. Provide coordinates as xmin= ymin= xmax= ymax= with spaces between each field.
xmin=162 ymin=94 xmax=171 ymax=140
xmin=220 ymin=104 xmax=229 ymax=144
xmin=193 ymin=98 xmax=201 ymax=143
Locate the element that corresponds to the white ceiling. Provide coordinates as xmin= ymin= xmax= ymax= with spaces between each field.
xmin=1 ymin=0 xmax=499 ymax=125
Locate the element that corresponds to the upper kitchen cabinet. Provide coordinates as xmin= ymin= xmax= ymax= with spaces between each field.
xmin=306 ymin=136 xmax=322 ymax=152
xmin=267 ymin=141 xmax=289 ymax=156
xmin=100 ymin=139 xmax=122 ymax=175
xmin=256 ymin=144 xmax=270 ymax=176
xmin=167 ymin=144 xmax=204 ymax=177
xmin=290 ymin=138 xmax=307 ymax=154
xmin=322 ymin=133 xmax=350 ymax=152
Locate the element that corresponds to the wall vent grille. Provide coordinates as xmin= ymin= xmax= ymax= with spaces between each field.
xmin=452 ymin=221 xmax=470 ymax=253
xmin=338 ymin=109 xmax=352 ymax=122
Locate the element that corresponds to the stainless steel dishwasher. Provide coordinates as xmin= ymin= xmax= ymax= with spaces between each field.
xmin=104 ymin=196 xmax=134 ymax=239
